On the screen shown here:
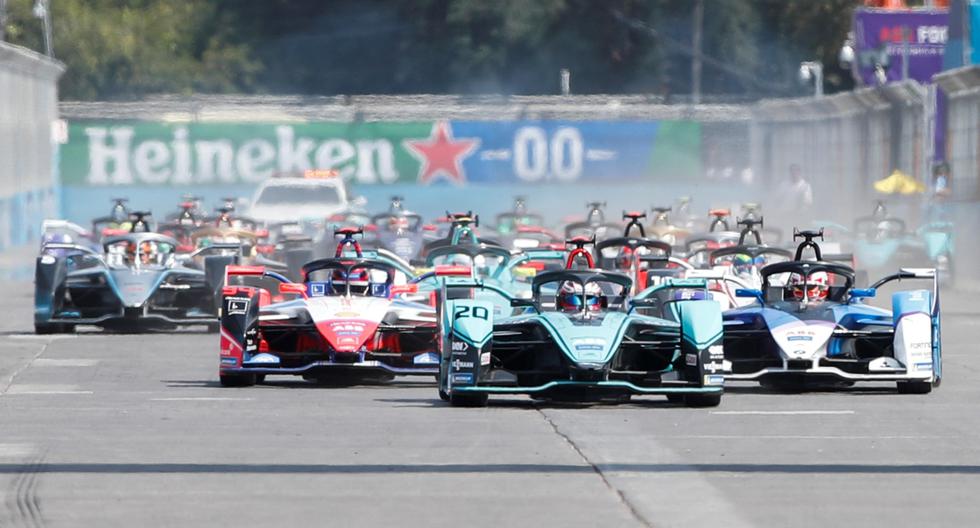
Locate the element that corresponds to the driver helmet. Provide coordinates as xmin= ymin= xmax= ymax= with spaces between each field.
xmin=874 ymin=220 xmax=892 ymax=241
xmin=616 ymin=247 xmax=635 ymax=270
xmin=332 ymin=268 xmax=371 ymax=295
xmin=127 ymin=241 xmax=156 ymax=265
xmin=388 ymin=215 xmax=409 ymax=232
xmin=789 ymin=271 xmax=829 ymax=302
xmin=733 ymin=254 xmax=766 ymax=278
xmin=557 ymin=281 xmax=605 ymax=313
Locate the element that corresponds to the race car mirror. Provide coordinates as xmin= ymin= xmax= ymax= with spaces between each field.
xmin=434 ymin=265 xmax=472 ymax=277
xmin=735 ymin=288 xmax=764 ymax=303
xmin=389 ymin=284 xmax=419 ymax=297
xmin=510 ymin=298 xmax=537 ymax=312
xmin=849 ymin=288 xmax=876 ymax=299
xmin=279 ymin=283 xmax=307 ymax=297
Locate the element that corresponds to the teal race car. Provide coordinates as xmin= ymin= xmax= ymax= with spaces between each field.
xmin=434 ymin=267 xmax=726 ymax=407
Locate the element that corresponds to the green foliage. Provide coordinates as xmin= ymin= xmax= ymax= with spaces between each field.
xmin=1 ymin=0 xmax=856 ymax=99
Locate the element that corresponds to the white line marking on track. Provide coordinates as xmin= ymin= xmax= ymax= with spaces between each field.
xmin=656 ymin=435 xmax=945 ymax=440
xmin=32 ymin=359 xmax=99 ymax=367
xmin=6 ymin=334 xmax=77 ymax=340
xmin=5 ymin=384 xmax=92 ymax=395
xmin=151 ymin=397 xmax=253 ymax=401
xmin=710 ymin=410 xmax=855 ymax=415
xmin=0 ymin=444 xmax=35 ymax=457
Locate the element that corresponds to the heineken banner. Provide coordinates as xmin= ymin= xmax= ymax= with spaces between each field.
xmin=60 ymin=120 xmax=700 ymax=187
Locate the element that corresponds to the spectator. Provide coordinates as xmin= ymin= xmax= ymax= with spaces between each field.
xmin=775 ymin=164 xmax=813 ymax=216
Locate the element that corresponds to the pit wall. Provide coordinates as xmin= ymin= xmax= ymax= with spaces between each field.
xmin=0 ymin=43 xmax=64 ymax=250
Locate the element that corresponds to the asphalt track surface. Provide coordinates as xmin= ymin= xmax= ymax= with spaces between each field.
xmin=1 ymin=280 xmax=978 ymax=527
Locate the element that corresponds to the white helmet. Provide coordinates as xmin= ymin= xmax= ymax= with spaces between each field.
xmin=789 ymin=271 xmax=829 ymax=302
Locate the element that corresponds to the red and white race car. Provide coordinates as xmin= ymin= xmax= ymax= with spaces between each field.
xmin=217 ymin=228 xmax=466 ymax=386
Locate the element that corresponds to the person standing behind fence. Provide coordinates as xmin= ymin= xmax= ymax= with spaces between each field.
xmin=774 ymin=164 xmax=813 ymax=224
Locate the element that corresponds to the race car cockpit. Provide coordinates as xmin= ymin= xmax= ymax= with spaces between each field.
xmin=302 ymin=258 xmax=398 ymax=298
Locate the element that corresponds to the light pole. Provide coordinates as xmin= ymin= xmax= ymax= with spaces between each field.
xmin=33 ymin=0 xmax=53 ymax=57
xmin=798 ymin=61 xmax=823 ymax=97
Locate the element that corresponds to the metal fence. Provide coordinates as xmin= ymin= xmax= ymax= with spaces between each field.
xmin=0 ymin=42 xmax=63 ymax=249
xmin=936 ymin=66 xmax=980 ymax=198
xmin=749 ymin=81 xmax=935 ymax=224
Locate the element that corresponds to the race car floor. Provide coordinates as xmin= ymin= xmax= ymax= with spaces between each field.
xmin=1 ymin=281 xmax=978 ymax=527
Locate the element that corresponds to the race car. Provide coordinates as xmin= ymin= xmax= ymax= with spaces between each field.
xmin=563 ymin=201 xmax=623 ymax=241
xmin=648 ymin=206 xmax=691 ymax=247
xmin=492 ymin=196 xmax=548 ymax=238
xmin=683 ymin=218 xmax=794 ymax=310
xmin=371 ymin=208 xmax=427 ymax=263
xmin=217 ymin=240 xmax=452 ymax=387
xmin=435 ymin=265 xmax=726 ymax=407
xmin=721 ymin=229 xmax=941 ymax=393
xmin=420 ymin=212 xmax=503 ymax=258
xmin=851 ymin=202 xmax=954 ymax=282
xmin=91 ymin=197 xmax=132 ymax=239
xmin=34 ymin=232 xmax=234 ymax=332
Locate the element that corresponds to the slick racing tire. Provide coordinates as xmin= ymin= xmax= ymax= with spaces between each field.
xmin=449 ymin=391 xmax=488 ymax=407
xmin=438 ymin=388 xmax=450 ymax=401
xmin=897 ymin=381 xmax=932 ymax=394
xmin=666 ymin=394 xmax=685 ymax=404
xmin=683 ymin=393 xmax=722 ymax=408
xmin=34 ymin=323 xmax=75 ymax=335
xmin=219 ymin=373 xmax=256 ymax=387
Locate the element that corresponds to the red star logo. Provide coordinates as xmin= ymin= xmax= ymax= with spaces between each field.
xmin=403 ymin=122 xmax=479 ymax=185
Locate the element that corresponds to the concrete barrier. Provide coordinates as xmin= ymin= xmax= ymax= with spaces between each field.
xmin=0 ymin=42 xmax=64 ymax=250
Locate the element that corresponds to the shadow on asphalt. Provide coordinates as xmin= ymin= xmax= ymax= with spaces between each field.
xmin=373 ymin=396 xmax=682 ymax=410
xmin=162 ymin=379 xmax=434 ymax=389
xmin=724 ymin=385 xmax=901 ymax=396
xmin=0 ymin=462 xmax=978 ymax=475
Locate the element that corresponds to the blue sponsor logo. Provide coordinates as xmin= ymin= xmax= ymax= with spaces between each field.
xmin=220 ymin=357 xmax=238 ymax=365
xmin=309 ymin=282 xmax=327 ymax=297
xmin=787 ymin=335 xmax=813 ymax=342
xmin=575 ymin=344 xmax=603 ymax=351
xmin=452 ymin=373 xmax=474 ymax=384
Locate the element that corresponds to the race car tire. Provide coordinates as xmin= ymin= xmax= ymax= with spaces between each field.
xmin=438 ymin=388 xmax=450 ymax=401
xmin=666 ymin=394 xmax=685 ymax=404
xmin=34 ymin=323 xmax=74 ymax=334
xmin=449 ymin=392 xmax=488 ymax=407
xmin=684 ymin=393 xmax=722 ymax=407
xmin=897 ymin=380 xmax=932 ymax=394
xmin=255 ymin=375 xmax=266 ymax=384
xmin=219 ymin=373 xmax=256 ymax=387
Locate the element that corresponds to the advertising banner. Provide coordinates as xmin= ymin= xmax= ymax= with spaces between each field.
xmin=973 ymin=2 xmax=980 ymax=64
xmin=60 ymin=120 xmax=700 ymax=188
xmin=853 ymin=8 xmax=949 ymax=85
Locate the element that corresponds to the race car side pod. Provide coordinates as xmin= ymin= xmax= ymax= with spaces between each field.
xmin=869 ymin=268 xmax=941 ymax=392
xmin=436 ymin=278 xmax=512 ymax=406
xmin=219 ymin=266 xmax=299 ymax=387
